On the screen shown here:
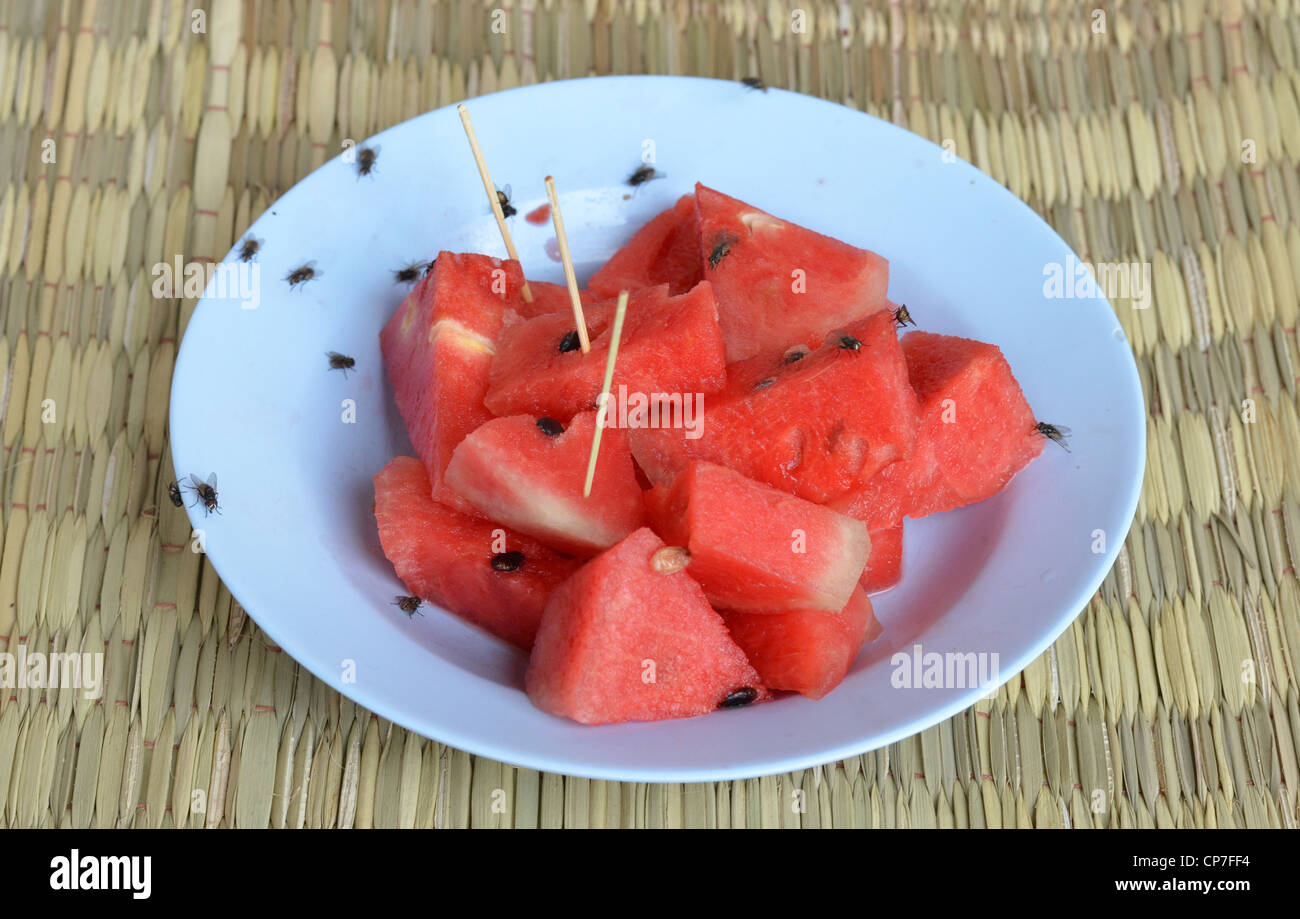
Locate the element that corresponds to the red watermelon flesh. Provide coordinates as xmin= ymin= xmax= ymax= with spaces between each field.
xmin=588 ymin=194 xmax=703 ymax=299
xmin=517 ymin=279 xmax=596 ymax=319
xmin=629 ymin=310 xmax=920 ymax=503
xmin=695 ymin=183 xmax=890 ymax=361
xmin=415 ymin=251 xmax=526 ymax=337
xmin=722 ymin=587 xmax=881 ymax=700
xmin=380 ymin=252 xmax=526 ymax=503
xmin=826 ymin=450 xmax=930 ymax=531
xmin=373 ymin=457 xmax=580 ymax=649
xmin=904 ymin=332 xmax=1042 ymax=509
xmin=861 ymin=523 xmax=903 ymax=593
xmin=829 ymin=332 xmax=1042 ymax=525
xmin=525 ymin=527 xmax=768 ymax=724
xmin=484 ymin=282 xmax=728 ymax=421
xmin=443 ymin=411 xmax=646 ymax=556
xmin=643 ymin=461 xmax=869 ymax=613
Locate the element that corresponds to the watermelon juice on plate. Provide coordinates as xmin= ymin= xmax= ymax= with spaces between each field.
xmin=170 ymin=76 xmax=1144 ymax=781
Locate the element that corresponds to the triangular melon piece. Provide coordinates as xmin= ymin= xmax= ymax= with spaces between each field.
xmin=374 ymin=457 xmax=581 ymax=649
xmin=827 ymin=331 xmax=1042 ymax=526
xmin=444 ymin=412 xmax=645 ymax=556
xmin=695 ymin=183 xmax=890 ymax=361
xmin=722 ymin=587 xmax=882 ymax=700
xmin=379 ymin=251 xmax=528 ymax=505
xmin=643 ymin=461 xmax=869 ymax=613
xmin=588 ymin=194 xmax=702 ymax=299
xmin=901 ymin=332 xmax=1043 ymax=510
xmin=629 ymin=310 xmax=920 ymax=503
xmin=484 ymin=282 xmax=727 ymax=420
xmin=526 ymin=528 xmax=768 ymax=724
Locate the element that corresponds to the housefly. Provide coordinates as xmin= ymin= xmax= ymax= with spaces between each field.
xmin=285 ymin=262 xmax=320 ymax=289
xmin=186 ymin=473 xmax=220 ymax=515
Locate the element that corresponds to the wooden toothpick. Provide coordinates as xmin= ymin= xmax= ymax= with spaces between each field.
xmin=584 ymin=290 xmax=629 ymax=498
xmin=544 ymin=175 xmax=591 ymax=353
xmin=457 ymin=103 xmax=533 ymax=302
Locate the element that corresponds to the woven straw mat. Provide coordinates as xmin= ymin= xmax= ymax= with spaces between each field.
xmin=1 ymin=0 xmax=1298 ymax=828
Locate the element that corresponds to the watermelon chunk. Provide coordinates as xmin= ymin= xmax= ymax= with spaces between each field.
xmin=861 ymin=523 xmax=903 ymax=593
xmin=829 ymin=332 xmax=1042 ymax=525
xmin=373 ymin=457 xmax=580 ymax=649
xmin=588 ymin=194 xmax=702 ymax=298
xmin=630 ymin=310 xmax=920 ymax=503
xmin=484 ymin=282 xmax=728 ymax=420
xmin=904 ymin=332 xmax=1043 ymax=510
xmin=825 ymin=453 xmax=920 ymax=531
xmin=722 ymin=587 xmax=882 ymax=699
xmin=526 ymin=528 xmax=768 ymax=724
xmin=380 ymin=252 xmax=525 ymax=504
xmin=407 ymin=251 xmax=526 ymax=338
xmin=518 ymin=279 xmax=596 ymax=319
xmin=644 ymin=461 xmax=869 ymax=613
xmin=695 ymin=183 xmax=890 ymax=361
xmin=444 ymin=411 xmax=646 ymax=556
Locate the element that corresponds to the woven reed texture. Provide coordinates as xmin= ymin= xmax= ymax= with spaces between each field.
xmin=0 ymin=0 xmax=1297 ymax=829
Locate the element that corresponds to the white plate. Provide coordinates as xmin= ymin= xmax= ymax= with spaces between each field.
xmin=170 ymin=76 xmax=1145 ymax=782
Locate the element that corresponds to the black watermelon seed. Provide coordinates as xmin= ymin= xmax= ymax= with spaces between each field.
xmin=753 ymin=377 xmax=776 ymax=392
xmin=720 ymin=687 xmax=758 ymax=708
xmin=491 ymin=551 xmax=526 ymax=572
xmin=536 ymin=417 xmax=565 ymax=436
xmin=783 ymin=348 xmax=807 ymax=364
xmin=558 ymin=330 xmax=581 ymax=353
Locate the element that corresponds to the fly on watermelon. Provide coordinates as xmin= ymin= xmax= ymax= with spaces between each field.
xmin=707 ymin=232 xmax=737 ymax=269
xmin=491 ymin=551 xmax=526 ymax=572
